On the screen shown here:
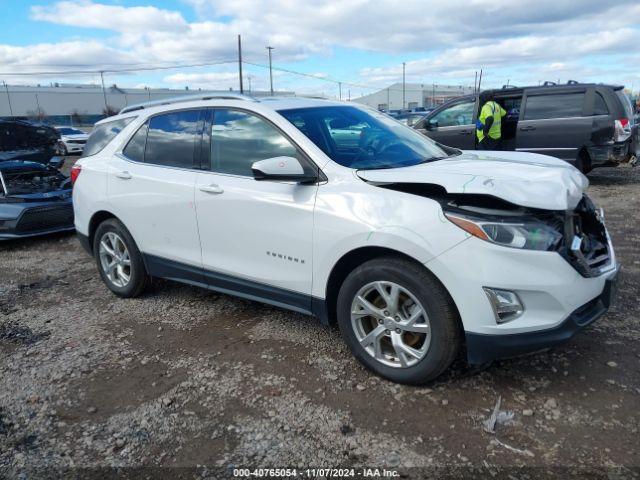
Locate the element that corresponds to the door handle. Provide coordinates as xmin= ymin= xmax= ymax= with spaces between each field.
xmin=199 ymin=184 xmax=224 ymax=194
xmin=115 ymin=171 xmax=132 ymax=180
xmin=458 ymin=130 xmax=472 ymax=135
xmin=520 ymin=125 xmax=536 ymax=131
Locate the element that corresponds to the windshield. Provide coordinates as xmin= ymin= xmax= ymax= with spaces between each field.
xmin=278 ymin=106 xmax=450 ymax=169
xmin=57 ymin=127 xmax=84 ymax=135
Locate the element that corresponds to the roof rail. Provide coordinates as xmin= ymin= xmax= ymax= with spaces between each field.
xmin=566 ymin=80 xmax=579 ymax=85
xmin=118 ymin=92 xmax=256 ymax=115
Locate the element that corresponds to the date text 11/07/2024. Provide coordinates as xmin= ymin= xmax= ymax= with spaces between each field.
xmin=232 ymin=468 xmax=400 ymax=478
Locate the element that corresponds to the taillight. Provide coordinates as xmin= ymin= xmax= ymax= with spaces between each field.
xmin=70 ymin=164 xmax=82 ymax=186
xmin=614 ymin=118 xmax=631 ymax=142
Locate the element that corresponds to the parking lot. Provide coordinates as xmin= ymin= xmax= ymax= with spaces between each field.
xmin=1 ymin=161 xmax=639 ymax=476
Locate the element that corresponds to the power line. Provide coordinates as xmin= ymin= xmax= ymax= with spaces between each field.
xmin=0 ymin=60 xmax=237 ymax=76
xmin=242 ymin=60 xmax=472 ymax=94
xmin=1 ymin=60 xmax=475 ymax=98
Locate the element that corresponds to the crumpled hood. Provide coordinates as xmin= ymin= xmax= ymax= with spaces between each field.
xmin=357 ymin=150 xmax=589 ymax=210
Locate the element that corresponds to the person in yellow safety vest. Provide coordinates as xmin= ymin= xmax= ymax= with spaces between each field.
xmin=476 ymin=93 xmax=507 ymax=150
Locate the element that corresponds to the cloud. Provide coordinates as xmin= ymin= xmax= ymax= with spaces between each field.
xmin=0 ymin=0 xmax=636 ymax=91
xmin=31 ymin=1 xmax=188 ymax=33
xmin=163 ymin=71 xmax=240 ymax=89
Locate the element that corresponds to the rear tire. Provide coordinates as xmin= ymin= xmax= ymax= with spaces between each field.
xmin=336 ymin=256 xmax=461 ymax=385
xmin=93 ymin=218 xmax=148 ymax=298
xmin=576 ymin=150 xmax=592 ymax=174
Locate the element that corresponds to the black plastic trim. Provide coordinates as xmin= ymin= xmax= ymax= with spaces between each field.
xmin=465 ymin=269 xmax=619 ymax=365
xmin=143 ymin=253 xmax=318 ymax=317
xmin=77 ymin=232 xmax=92 ymax=254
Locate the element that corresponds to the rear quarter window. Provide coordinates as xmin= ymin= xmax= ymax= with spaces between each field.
xmin=615 ymin=90 xmax=634 ymax=120
xmin=523 ymin=92 xmax=585 ymax=120
xmin=82 ymin=117 xmax=135 ymax=157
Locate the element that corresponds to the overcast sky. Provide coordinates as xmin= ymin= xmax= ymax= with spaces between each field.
xmin=1 ymin=0 xmax=639 ymax=96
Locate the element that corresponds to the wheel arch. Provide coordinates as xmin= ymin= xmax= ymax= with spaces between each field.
xmin=86 ymin=210 xmax=119 ymax=254
xmin=321 ymin=246 xmax=461 ymax=327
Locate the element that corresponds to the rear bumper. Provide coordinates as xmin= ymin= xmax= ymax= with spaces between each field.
xmin=588 ymin=141 xmax=633 ymax=167
xmin=465 ymin=266 xmax=619 ymax=364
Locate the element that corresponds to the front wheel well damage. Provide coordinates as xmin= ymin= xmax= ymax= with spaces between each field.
xmin=323 ymin=246 xmax=461 ymax=329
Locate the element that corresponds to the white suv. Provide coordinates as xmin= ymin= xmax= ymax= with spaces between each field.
xmin=72 ymin=94 xmax=619 ymax=384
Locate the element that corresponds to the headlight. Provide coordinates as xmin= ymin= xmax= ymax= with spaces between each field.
xmin=445 ymin=212 xmax=562 ymax=251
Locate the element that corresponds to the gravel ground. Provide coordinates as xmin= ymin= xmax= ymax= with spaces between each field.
xmin=0 ymin=162 xmax=639 ymax=479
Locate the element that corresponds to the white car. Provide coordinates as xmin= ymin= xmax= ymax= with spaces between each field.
xmin=54 ymin=126 xmax=89 ymax=155
xmin=72 ymin=94 xmax=619 ymax=384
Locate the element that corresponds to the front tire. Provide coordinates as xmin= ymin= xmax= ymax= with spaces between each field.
xmin=93 ymin=218 xmax=149 ymax=298
xmin=337 ymin=256 xmax=461 ymax=385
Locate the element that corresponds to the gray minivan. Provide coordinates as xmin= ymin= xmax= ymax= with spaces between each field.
xmin=414 ymin=82 xmax=638 ymax=173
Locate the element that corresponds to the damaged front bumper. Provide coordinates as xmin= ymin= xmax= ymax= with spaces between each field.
xmin=0 ymin=199 xmax=75 ymax=240
xmin=465 ymin=264 xmax=619 ymax=364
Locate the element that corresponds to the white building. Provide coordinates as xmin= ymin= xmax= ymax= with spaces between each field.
xmin=0 ymin=83 xmax=293 ymax=124
xmin=353 ymin=83 xmax=475 ymax=111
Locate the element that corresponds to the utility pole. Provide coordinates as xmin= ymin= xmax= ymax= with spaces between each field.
xmin=338 ymin=82 xmax=342 ymax=100
xmin=100 ymin=71 xmax=108 ymax=111
xmin=3 ymin=81 xmax=13 ymax=116
xmin=348 ymin=89 xmax=351 ymax=101
xmin=402 ymin=62 xmax=406 ymax=110
xmin=474 ymin=71 xmax=478 ymax=93
xmin=238 ymin=34 xmax=244 ymax=94
xmin=387 ymin=88 xmax=390 ymax=111
xmin=248 ymin=75 xmax=252 ymax=92
xmin=478 ymin=69 xmax=483 ymax=92
xmin=266 ymin=46 xmax=274 ymax=95
xmin=35 ymin=93 xmax=42 ymax=118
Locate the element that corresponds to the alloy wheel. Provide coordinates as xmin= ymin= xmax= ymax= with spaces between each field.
xmin=350 ymin=281 xmax=431 ymax=368
xmin=98 ymin=231 xmax=131 ymax=288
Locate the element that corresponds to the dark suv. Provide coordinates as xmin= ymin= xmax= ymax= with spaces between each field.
xmin=414 ymin=82 xmax=638 ymax=173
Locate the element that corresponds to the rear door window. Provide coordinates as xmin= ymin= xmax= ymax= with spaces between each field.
xmin=83 ymin=117 xmax=135 ymax=157
xmin=144 ymin=110 xmax=201 ymax=169
xmin=523 ymin=93 xmax=585 ymax=120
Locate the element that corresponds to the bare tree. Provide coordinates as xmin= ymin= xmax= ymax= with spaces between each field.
xmin=26 ymin=108 xmax=47 ymax=122
xmin=102 ymin=105 xmax=119 ymax=117
xmin=70 ymin=109 xmax=85 ymax=125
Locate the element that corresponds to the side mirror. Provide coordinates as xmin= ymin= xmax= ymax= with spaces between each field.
xmin=251 ymin=156 xmax=318 ymax=183
xmin=426 ymin=119 xmax=438 ymax=130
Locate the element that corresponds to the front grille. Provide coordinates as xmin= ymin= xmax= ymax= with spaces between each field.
xmin=564 ymin=196 xmax=611 ymax=277
xmin=15 ymin=204 xmax=74 ymax=233
xmin=68 ymin=139 xmax=86 ymax=145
